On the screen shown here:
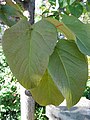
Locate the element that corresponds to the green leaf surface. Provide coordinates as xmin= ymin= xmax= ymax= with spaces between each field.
xmin=69 ymin=0 xmax=76 ymax=5
xmin=59 ymin=0 xmax=68 ymax=8
xmin=0 ymin=4 xmax=24 ymax=27
xmin=0 ymin=13 xmax=16 ymax=27
xmin=2 ymin=19 xmax=57 ymax=89
xmin=48 ymin=40 xmax=88 ymax=108
xmin=68 ymin=3 xmax=83 ymax=18
xmin=0 ymin=5 xmax=17 ymax=26
xmin=6 ymin=0 xmax=24 ymax=13
xmin=58 ymin=0 xmax=75 ymax=8
xmin=30 ymin=70 xmax=64 ymax=106
xmin=62 ymin=15 xmax=90 ymax=56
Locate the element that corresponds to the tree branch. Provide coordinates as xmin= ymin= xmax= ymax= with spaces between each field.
xmin=16 ymin=0 xmax=35 ymax=25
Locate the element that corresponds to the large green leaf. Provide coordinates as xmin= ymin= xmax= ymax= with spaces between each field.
xmin=30 ymin=70 xmax=64 ymax=106
xmin=62 ymin=15 xmax=90 ymax=56
xmin=2 ymin=19 xmax=57 ymax=89
xmin=48 ymin=40 xmax=88 ymax=108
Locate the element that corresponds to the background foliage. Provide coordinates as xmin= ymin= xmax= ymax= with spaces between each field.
xmin=0 ymin=46 xmax=20 ymax=120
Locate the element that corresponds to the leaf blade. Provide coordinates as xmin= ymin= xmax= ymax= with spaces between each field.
xmin=2 ymin=19 xmax=57 ymax=89
xmin=48 ymin=40 xmax=88 ymax=108
xmin=62 ymin=15 xmax=90 ymax=56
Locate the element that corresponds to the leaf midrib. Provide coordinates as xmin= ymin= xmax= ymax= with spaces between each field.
xmin=76 ymin=36 xmax=87 ymax=51
xmin=28 ymin=28 xmax=32 ymax=82
xmin=56 ymin=48 xmax=71 ymax=89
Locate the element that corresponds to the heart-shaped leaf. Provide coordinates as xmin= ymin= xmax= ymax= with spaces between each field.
xmin=30 ymin=70 xmax=64 ymax=106
xmin=62 ymin=15 xmax=90 ymax=56
xmin=2 ymin=18 xmax=57 ymax=89
xmin=48 ymin=40 xmax=88 ymax=108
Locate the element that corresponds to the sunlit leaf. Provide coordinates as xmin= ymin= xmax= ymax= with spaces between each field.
xmin=59 ymin=0 xmax=68 ymax=8
xmin=48 ymin=40 xmax=88 ymax=108
xmin=30 ymin=70 xmax=64 ymax=106
xmin=69 ymin=0 xmax=76 ymax=5
xmin=2 ymin=19 xmax=57 ymax=89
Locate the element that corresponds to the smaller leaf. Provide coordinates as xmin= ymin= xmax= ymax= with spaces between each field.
xmin=30 ymin=70 xmax=64 ymax=106
xmin=0 ymin=4 xmax=24 ymax=26
xmin=69 ymin=0 xmax=76 ymax=5
xmin=59 ymin=0 xmax=68 ymax=8
xmin=68 ymin=3 xmax=83 ymax=18
xmin=0 ymin=15 xmax=16 ymax=27
xmin=62 ymin=15 xmax=90 ymax=56
xmin=0 ymin=5 xmax=17 ymax=26
xmin=6 ymin=0 xmax=24 ymax=13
